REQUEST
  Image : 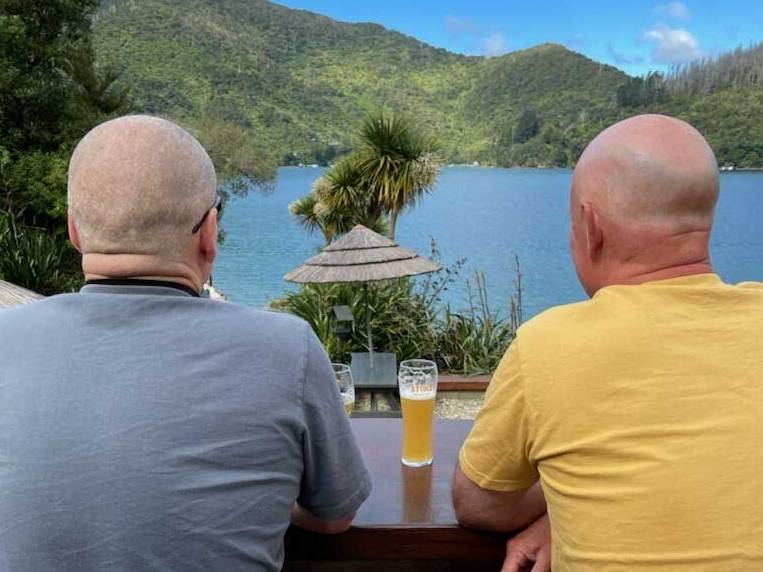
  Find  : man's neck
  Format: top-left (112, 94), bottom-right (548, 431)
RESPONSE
top-left (82, 253), bottom-right (203, 294)
top-left (604, 229), bottom-right (714, 289)
top-left (619, 260), bottom-right (714, 286)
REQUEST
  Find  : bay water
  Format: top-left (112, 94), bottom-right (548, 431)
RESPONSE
top-left (215, 167), bottom-right (763, 320)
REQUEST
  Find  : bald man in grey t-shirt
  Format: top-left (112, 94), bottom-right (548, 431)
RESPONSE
top-left (0, 116), bottom-right (371, 572)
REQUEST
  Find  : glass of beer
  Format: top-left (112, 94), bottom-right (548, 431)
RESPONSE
top-left (398, 359), bottom-right (438, 467)
top-left (332, 363), bottom-right (355, 416)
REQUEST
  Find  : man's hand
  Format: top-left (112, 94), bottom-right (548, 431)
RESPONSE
top-left (502, 513), bottom-right (551, 572)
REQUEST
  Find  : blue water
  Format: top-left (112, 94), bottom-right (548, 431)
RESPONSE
top-left (215, 167), bottom-right (763, 319)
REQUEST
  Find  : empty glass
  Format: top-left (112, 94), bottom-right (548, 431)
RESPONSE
top-left (332, 363), bottom-right (355, 416)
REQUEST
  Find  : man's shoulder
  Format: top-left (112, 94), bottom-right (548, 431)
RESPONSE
top-left (512, 297), bottom-right (610, 369)
top-left (1, 295), bottom-right (312, 348)
top-left (215, 302), bottom-right (307, 328)
top-left (206, 301), bottom-right (311, 342)
top-left (0, 293), bottom-right (77, 324)
top-left (518, 298), bottom-right (595, 341)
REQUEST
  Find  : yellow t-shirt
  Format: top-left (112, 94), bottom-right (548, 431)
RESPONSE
top-left (460, 274), bottom-right (763, 571)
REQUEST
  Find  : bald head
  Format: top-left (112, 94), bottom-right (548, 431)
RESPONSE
top-left (68, 115), bottom-right (216, 260)
top-left (572, 114), bottom-right (719, 229)
top-left (570, 115), bottom-right (719, 296)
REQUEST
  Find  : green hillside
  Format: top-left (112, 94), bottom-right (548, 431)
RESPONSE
top-left (94, 0), bottom-right (470, 163)
top-left (93, 0), bottom-right (763, 168)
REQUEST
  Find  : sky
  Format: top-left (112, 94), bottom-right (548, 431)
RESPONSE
top-left (273, 0), bottom-right (763, 76)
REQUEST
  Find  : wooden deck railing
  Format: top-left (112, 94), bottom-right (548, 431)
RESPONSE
top-left (0, 280), bottom-right (43, 308)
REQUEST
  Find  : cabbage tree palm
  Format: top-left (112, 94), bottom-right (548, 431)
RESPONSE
top-left (289, 190), bottom-right (331, 244)
top-left (355, 111), bottom-right (439, 240)
top-left (289, 158), bottom-right (387, 244)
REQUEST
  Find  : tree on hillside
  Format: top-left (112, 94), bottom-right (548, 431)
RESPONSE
top-left (512, 109), bottom-right (540, 144)
top-left (62, 42), bottom-right (130, 128)
top-left (616, 72), bottom-right (667, 107)
top-left (194, 117), bottom-right (278, 201)
top-left (665, 43), bottom-right (763, 95)
top-left (355, 111), bottom-right (439, 240)
top-left (0, 0), bottom-right (99, 153)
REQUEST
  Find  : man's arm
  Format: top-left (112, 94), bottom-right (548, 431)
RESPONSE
top-left (453, 338), bottom-right (542, 531)
top-left (452, 465), bottom-right (546, 532)
top-left (295, 325), bottom-right (372, 529)
top-left (290, 504), bottom-right (355, 535)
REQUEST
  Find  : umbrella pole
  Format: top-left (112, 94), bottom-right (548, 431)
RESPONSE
top-left (364, 282), bottom-right (374, 370)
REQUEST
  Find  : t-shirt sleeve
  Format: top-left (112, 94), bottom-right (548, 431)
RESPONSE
top-left (458, 338), bottom-right (538, 492)
top-left (297, 326), bottom-right (372, 520)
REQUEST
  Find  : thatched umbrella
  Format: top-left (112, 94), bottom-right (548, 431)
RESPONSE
top-left (285, 225), bottom-right (440, 372)
top-left (0, 280), bottom-right (43, 309)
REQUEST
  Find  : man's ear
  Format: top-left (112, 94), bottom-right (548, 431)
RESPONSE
top-left (67, 212), bottom-right (82, 253)
top-left (581, 202), bottom-right (603, 262)
top-left (199, 208), bottom-right (218, 264)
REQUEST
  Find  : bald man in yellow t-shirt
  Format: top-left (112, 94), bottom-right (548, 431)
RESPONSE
top-left (453, 114), bottom-right (763, 572)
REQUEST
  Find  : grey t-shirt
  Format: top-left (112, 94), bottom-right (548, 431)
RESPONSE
top-left (0, 282), bottom-right (371, 571)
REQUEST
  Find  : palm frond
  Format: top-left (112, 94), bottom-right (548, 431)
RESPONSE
top-left (320, 156), bottom-right (365, 211)
top-left (355, 110), bottom-right (441, 236)
top-left (289, 192), bottom-right (322, 234)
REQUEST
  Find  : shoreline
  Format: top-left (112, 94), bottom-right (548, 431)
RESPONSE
top-left (279, 164), bottom-right (763, 172)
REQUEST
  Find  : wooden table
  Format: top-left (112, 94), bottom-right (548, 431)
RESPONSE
top-left (284, 419), bottom-right (507, 571)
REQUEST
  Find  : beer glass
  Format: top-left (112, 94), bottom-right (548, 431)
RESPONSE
top-left (398, 359), bottom-right (438, 467)
top-left (332, 363), bottom-right (355, 416)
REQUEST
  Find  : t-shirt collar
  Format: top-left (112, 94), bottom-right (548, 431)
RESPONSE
top-left (593, 272), bottom-right (723, 300)
top-left (81, 278), bottom-right (200, 298)
top-left (640, 272), bottom-right (722, 287)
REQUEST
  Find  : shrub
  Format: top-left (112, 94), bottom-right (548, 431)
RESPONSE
top-left (270, 278), bottom-right (440, 364)
top-left (0, 211), bottom-right (81, 295)
top-left (436, 271), bottom-right (518, 375)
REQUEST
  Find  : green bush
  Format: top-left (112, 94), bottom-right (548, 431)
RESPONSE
top-left (270, 278), bottom-right (440, 364)
top-left (0, 211), bottom-right (81, 295)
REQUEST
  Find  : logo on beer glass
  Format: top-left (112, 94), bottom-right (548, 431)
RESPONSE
top-left (398, 359), bottom-right (438, 467)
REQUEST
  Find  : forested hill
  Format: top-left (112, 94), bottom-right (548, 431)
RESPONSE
top-left (94, 0), bottom-right (763, 168)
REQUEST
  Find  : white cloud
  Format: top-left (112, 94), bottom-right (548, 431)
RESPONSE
top-left (483, 32), bottom-right (508, 57)
top-left (656, 1), bottom-right (691, 21)
top-left (445, 15), bottom-right (479, 36)
top-left (644, 24), bottom-right (701, 63)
